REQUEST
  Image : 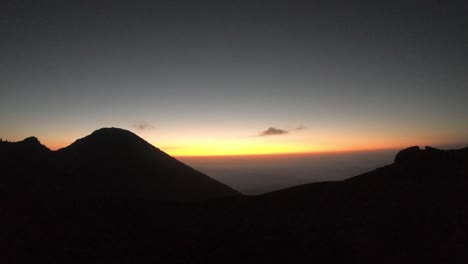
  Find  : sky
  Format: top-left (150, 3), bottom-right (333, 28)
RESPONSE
top-left (1, 0), bottom-right (467, 156)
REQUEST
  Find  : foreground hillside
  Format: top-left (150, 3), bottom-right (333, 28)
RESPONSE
top-left (1, 132), bottom-right (467, 262)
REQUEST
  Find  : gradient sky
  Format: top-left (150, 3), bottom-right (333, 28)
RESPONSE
top-left (1, 0), bottom-right (467, 156)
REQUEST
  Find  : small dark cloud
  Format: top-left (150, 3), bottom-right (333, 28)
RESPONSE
top-left (257, 125), bottom-right (306, 137)
top-left (259, 127), bottom-right (289, 136)
top-left (133, 122), bottom-right (154, 131)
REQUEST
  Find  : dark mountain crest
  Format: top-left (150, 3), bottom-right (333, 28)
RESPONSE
top-left (62, 127), bottom-right (166, 154)
top-left (80, 127), bottom-right (147, 143)
top-left (0, 135), bottom-right (50, 153)
top-left (66, 127), bottom-right (148, 144)
top-left (0, 127), bottom-right (239, 201)
top-left (1, 136), bottom-right (40, 146)
top-left (263, 145), bottom-right (468, 198)
top-left (390, 145), bottom-right (468, 182)
top-left (394, 145), bottom-right (444, 164)
top-left (394, 145), bottom-right (461, 167)
top-left (23, 136), bottom-right (40, 143)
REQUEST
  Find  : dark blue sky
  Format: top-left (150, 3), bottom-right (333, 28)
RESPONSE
top-left (1, 0), bottom-right (467, 155)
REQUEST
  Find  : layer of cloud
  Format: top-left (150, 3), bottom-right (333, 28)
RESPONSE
top-left (259, 127), bottom-right (289, 136)
top-left (133, 122), bottom-right (154, 131)
top-left (258, 125), bottom-right (307, 137)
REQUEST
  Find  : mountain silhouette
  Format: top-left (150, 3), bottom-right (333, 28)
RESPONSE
top-left (0, 127), bottom-right (239, 201)
top-left (1, 141), bottom-right (467, 263)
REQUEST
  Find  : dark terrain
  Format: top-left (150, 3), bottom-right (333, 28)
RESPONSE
top-left (0, 128), bottom-right (238, 201)
top-left (1, 128), bottom-right (467, 263)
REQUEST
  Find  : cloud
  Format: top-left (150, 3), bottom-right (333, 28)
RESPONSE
top-left (133, 122), bottom-right (154, 131)
top-left (259, 127), bottom-right (289, 136)
top-left (257, 125), bottom-right (306, 137)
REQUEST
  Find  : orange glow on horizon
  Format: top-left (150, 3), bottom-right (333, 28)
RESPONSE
top-left (157, 140), bottom-right (323, 157)
top-left (164, 145), bottom-right (404, 157)
top-left (156, 138), bottom-right (416, 157)
top-left (39, 137), bottom-right (463, 156)
top-left (9, 127), bottom-right (465, 157)
top-left (153, 132), bottom-right (451, 157)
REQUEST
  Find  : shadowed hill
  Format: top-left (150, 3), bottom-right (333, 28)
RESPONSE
top-left (261, 145), bottom-right (468, 200)
top-left (0, 127), bottom-right (239, 201)
top-left (0, 137), bottom-right (52, 197)
top-left (233, 146), bottom-right (468, 262)
top-left (1, 143), bottom-right (467, 263)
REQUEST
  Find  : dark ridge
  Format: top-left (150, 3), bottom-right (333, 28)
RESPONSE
top-left (394, 145), bottom-right (446, 166)
top-left (23, 136), bottom-right (40, 144)
top-left (65, 127), bottom-right (157, 150)
top-left (0, 136), bottom-right (52, 197)
top-left (1, 141), bottom-right (468, 263)
top-left (394, 145), bottom-right (421, 164)
top-left (392, 145), bottom-right (468, 182)
top-left (0, 136), bottom-right (50, 152)
top-left (0, 127), bottom-right (239, 201)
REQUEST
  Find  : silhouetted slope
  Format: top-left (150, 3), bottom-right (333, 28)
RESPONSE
top-left (0, 137), bottom-right (52, 197)
top-left (1, 145), bottom-right (467, 263)
top-left (0, 128), bottom-right (239, 201)
top-left (242, 146), bottom-right (468, 262)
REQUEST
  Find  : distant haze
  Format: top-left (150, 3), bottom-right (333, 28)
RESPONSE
top-left (179, 144), bottom-right (466, 194)
top-left (179, 149), bottom-right (398, 194)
